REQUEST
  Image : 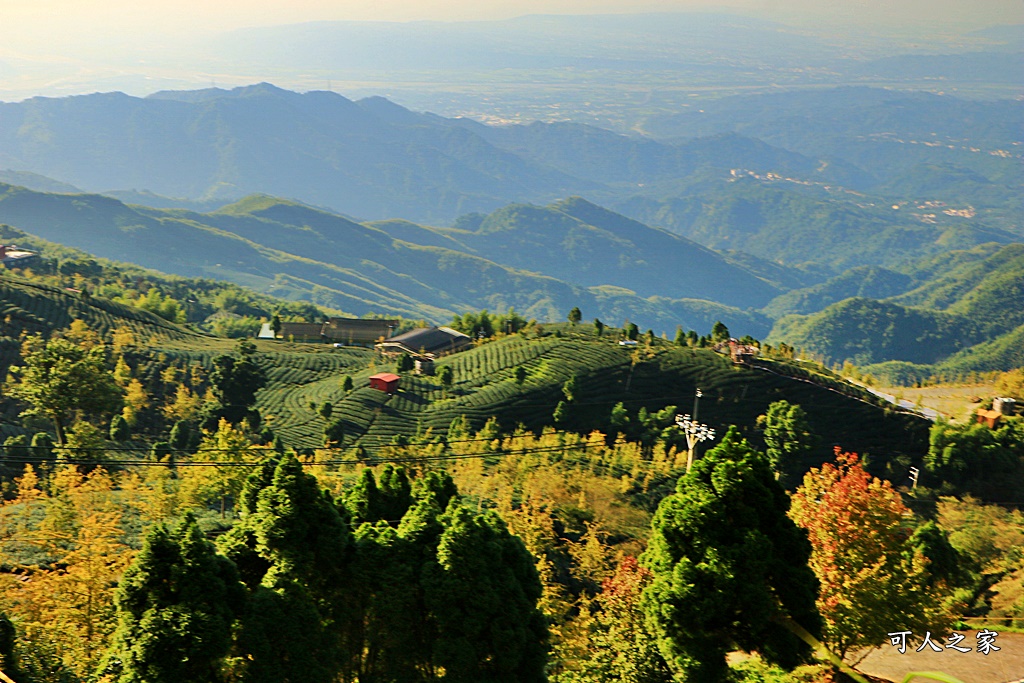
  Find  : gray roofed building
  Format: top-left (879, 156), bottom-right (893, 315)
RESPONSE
top-left (376, 326), bottom-right (472, 359)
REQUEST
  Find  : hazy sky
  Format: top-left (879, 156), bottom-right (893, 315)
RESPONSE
top-left (3, 0), bottom-right (1021, 50)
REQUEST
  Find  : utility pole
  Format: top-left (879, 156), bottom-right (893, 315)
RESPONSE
top-left (908, 467), bottom-right (920, 489)
top-left (678, 388), bottom-right (714, 472)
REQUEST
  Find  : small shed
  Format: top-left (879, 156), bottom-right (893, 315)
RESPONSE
top-left (369, 372), bottom-right (400, 394)
top-left (994, 397), bottom-right (1017, 416)
top-left (976, 408), bottom-right (1003, 429)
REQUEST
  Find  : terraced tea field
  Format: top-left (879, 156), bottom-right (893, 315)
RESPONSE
top-left (0, 269), bottom-right (931, 473)
top-left (257, 331), bottom-right (930, 474)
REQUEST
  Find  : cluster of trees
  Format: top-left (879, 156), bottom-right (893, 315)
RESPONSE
top-left (6, 253), bottom-right (324, 338)
top-left (448, 308), bottom-right (529, 339)
top-left (2, 311), bottom-right (1020, 682)
top-left (2, 330), bottom-right (271, 481)
top-left (0, 403), bottom-right (1013, 683)
top-left (924, 417), bottom-right (1024, 505)
top-left (105, 461), bottom-right (545, 683)
top-left (0, 451), bottom-right (548, 683)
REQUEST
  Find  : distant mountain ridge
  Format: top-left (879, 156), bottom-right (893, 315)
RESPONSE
top-left (0, 83), bottom-right (876, 226)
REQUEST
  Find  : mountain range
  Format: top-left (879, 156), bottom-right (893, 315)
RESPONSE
top-left (0, 83), bottom-right (1020, 380)
top-left (2, 83), bottom-right (1018, 243)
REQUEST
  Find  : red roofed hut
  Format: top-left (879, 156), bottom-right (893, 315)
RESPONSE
top-left (369, 372), bottom-right (400, 394)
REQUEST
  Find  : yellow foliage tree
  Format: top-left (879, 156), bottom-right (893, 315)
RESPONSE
top-left (61, 319), bottom-right (102, 349)
top-left (2, 467), bottom-right (133, 679)
top-left (112, 356), bottom-right (132, 387)
top-left (163, 384), bottom-right (202, 423)
top-left (179, 418), bottom-right (259, 517)
top-left (121, 378), bottom-right (150, 426)
top-left (109, 326), bottom-right (137, 354)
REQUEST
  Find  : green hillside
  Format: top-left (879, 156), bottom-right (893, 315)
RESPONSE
top-left (0, 266), bottom-right (927, 473)
top-left (762, 266), bottom-right (912, 318)
top-left (765, 243), bottom-right (1024, 378)
top-left (0, 183), bottom-right (778, 336)
top-left (276, 329), bottom-right (928, 468)
top-left (433, 197), bottom-right (781, 308)
top-left (614, 178), bottom-right (1017, 271)
top-left (767, 298), bottom-right (981, 366)
top-left (892, 242), bottom-right (1024, 329)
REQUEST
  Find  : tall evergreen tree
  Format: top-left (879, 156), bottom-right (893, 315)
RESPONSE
top-left (425, 507), bottom-right (548, 683)
top-left (220, 455), bottom-right (354, 683)
top-left (201, 340), bottom-right (267, 431)
top-left (351, 491), bottom-right (446, 682)
top-left (640, 427), bottom-right (821, 682)
top-left (345, 466), bottom-right (414, 526)
top-left (97, 515), bottom-right (245, 683)
top-left (758, 400), bottom-right (818, 487)
top-left (0, 611), bottom-right (24, 682)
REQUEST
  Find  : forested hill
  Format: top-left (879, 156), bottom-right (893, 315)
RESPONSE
top-left (766, 243), bottom-right (1024, 381)
top-left (0, 184), bottom-right (776, 336)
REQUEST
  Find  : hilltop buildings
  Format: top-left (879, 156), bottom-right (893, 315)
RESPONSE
top-left (0, 245), bottom-right (39, 268)
top-left (258, 317), bottom-right (399, 346)
top-left (375, 326), bottom-right (471, 359)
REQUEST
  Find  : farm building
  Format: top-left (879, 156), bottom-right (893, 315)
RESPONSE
top-left (376, 326), bottom-right (471, 359)
top-left (0, 245), bottom-right (39, 268)
top-left (976, 408), bottom-right (1003, 429)
top-left (369, 372), bottom-right (400, 393)
top-left (257, 317), bottom-right (398, 346)
top-left (274, 322), bottom-right (325, 343)
top-left (323, 318), bottom-right (398, 345)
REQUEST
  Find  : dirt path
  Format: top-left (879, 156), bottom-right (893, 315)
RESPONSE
top-left (857, 630), bottom-right (1024, 683)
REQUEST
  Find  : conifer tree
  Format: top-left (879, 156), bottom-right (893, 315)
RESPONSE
top-left (640, 426), bottom-right (821, 682)
top-left (97, 515), bottom-right (244, 683)
top-left (169, 420), bottom-right (191, 451)
top-left (0, 612), bottom-right (23, 682)
top-left (758, 400), bottom-right (818, 486)
top-left (351, 490), bottom-right (446, 681)
top-left (201, 340), bottom-right (267, 431)
top-left (425, 507), bottom-right (548, 683)
top-left (109, 415), bottom-right (130, 442)
top-left (29, 432), bottom-right (56, 464)
top-left (220, 455), bottom-right (355, 683)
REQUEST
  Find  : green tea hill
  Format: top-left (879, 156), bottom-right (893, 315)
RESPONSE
top-left (0, 265), bottom-right (928, 477)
